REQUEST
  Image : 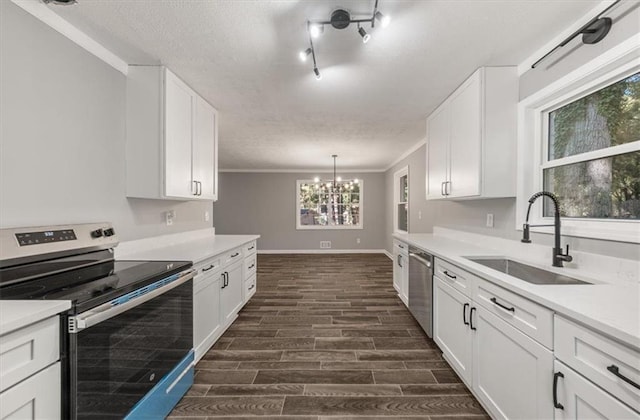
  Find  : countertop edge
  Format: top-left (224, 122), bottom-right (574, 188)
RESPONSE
top-left (0, 300), bottom-right (71, 336)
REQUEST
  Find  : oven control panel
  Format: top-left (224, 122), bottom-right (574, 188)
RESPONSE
top-left (15, 229), bottom-right (78, 246)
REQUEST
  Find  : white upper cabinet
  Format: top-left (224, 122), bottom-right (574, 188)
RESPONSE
top-left (126, 66), bottom-right (218, 201)
top-left (425, 67), bottom-right (517, 200)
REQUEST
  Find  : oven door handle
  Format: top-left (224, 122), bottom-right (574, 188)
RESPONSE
top-left (68, 269), bottom-right (194, 333)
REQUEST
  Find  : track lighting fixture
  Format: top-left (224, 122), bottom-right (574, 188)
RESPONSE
top-left (299, 48), bottom-right (312, 62)
top-left (358, 26), bottom-right (371, 44)
top-left (299, 0), bottom-right (390, 79)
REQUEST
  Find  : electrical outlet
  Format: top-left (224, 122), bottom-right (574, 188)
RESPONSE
top-left (166, 210), bottom-right (176, 226)
top-left (320, 241), bottom-right (331, 249)
top-left (486, 213), bottom-right (494, 228)
top-left (204, 211), bottom-right (210, 222)
top-left (356, 238), bottom-right (361, 244)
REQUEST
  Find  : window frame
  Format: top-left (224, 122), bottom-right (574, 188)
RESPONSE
top-left (295, 179), bottom-right (364, 230)
top-left (393, 166), bottom-right (409, 233)
top-left (517, 38), bottom-right (640, 244)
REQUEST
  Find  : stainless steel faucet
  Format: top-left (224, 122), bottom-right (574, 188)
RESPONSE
top-left (522, 191), bottom-right (573, 267)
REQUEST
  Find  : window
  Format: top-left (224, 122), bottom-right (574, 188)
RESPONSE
top-left (543, 72), bottom-right (639, 220)
top-left (296, 179), bottom-right (363, 229)
top-left (394, 167), bottom-right (409, 232)
top-left (517, 40), bottom-right (640, 243)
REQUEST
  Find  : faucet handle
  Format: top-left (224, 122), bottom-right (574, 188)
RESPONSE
top-left (562, 244), bottom-right (573, 262)
top-left (521, 223), bottom-right (532, 243)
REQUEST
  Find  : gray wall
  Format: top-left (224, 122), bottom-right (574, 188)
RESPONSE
top-left (211, 172), bottom-right (386, 251)
top-left (0, 2), bottom-right (211, 241)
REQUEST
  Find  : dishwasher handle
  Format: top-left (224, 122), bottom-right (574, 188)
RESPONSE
top-left (409, 253), bottom-right (432, 268)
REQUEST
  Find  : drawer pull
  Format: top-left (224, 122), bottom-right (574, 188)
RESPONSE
top-left (231, 252), bottom-right (240, 258)
top-left (248, 264), bottom-right (255, 269)
top-left (469, 306), bottom-right (477, 331)
top-left (398, 244), bottom-right (405, 249)
top-left (490, 297), bottom-right (515, 313)
top-left (607, 365), bottom-right (640, 390)
top-left (553, 371), bottom-right (564, 410)
top-left (248, 284), bottom-right (255, 290)
top-left (202, 264), bottom-right (215, 272)
top-left (248, 245), bottom-right (255, 250)
top-left (443, 270), bottom-right (456, 279)
top-left (463, 302), bottom-right (469, 326)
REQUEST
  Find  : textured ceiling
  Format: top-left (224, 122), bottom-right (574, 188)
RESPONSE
top-left (50, 0), bottom-right (602, 170)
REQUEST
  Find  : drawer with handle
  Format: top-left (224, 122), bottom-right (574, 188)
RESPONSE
top-left (554, 315), bottom-right (640, 412)
top-left (393, 240), bottom-right (408, 256)
top-left (245, 274), bottom-right (256, 300)
top-left (243, 241), bottom-right (257, 257)
top-left (223, 247), bottom-right (243, 265)
top-left (434, 258), bottom-right (472, 298)
top-left (244, 255), bottom-right (257, 277)
top-left (475, 276), bottom-right (553, 349)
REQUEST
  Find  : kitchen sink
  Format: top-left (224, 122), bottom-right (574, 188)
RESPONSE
top-left (466, 257), bottom-right (591, 285)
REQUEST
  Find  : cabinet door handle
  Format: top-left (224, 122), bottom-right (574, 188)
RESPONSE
top-left (441, 182), bottom-right (446, 196)
top-left (193, 180), bottom-right (198, 195)
top-left (248, 264), bottom-right (255, 269)
top-left (607, 365), bottom-right (640, 390)
top-left (443, 270), bottom-right (456, 279)
top-left (202, 264), bottom-right (215, 272)
top-left (397, 255), bottom-right (402, 268)
top-left (198, 181), bottom-right (203, 196)
top-left (221, 272), bottom-right (227, 288)
top-left (463, 302), bottom-right (469, 326)
top-left (490, 297), bottom-right (515, 313)
top-left (469, 306), bottom-right (477, 330)
top-left (231, 252), bottom-right (240, 258)
top-left (445, 181), bottom-right (451, 196)
top-left (553, 371), bottom-right (564, 410)
top-left (225, 272), bottom-right (229, 287)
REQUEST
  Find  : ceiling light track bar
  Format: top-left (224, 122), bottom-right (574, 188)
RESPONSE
top-left (299, 1), bottom-right (390, 79)
top-left (531, 0), bottom-right (620, 69)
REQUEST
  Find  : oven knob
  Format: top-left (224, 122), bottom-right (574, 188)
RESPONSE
top-left (91, 229), bottom-right (104, 238)
top-left (103, 228), bottom-right (115, 237)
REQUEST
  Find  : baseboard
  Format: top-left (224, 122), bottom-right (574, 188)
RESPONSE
top-left (258, 249), bottom-right (388, 255)
top-left (383, 250), bottom-right (393, 259)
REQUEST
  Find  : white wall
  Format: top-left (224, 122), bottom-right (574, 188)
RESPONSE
top-left (0, 2), bottom-right (211, 241)
top-left (211, 172), bottom-right (386, 251)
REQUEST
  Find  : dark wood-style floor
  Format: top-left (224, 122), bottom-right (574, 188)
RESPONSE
top-left (169, 254), bottom-right (488, 419)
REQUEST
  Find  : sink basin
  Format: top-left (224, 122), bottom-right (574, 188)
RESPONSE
top-left (466, 258), bottom-right (591, 285)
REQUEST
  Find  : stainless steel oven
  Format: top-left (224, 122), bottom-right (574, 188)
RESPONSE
top-left (0, 223), bottom-right (195, 419)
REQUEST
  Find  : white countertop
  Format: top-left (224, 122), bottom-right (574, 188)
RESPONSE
top-left (394, 231), bottom-right (640, 351)
top-left (0, 300), bottom-right (71, 336)
top-left (115, 233), bottom-right (260, 265)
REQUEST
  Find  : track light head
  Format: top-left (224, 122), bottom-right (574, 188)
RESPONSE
top-left (358, 26), bottom-right (371, 44)
top-left (309, 23), bottom-right (324, 38)
top-left (299, 48), bottom-right (312, 62)
top-left (314, 67), bottom-right (322, 80)
top-left (375, 11), bottom-right (391, 28)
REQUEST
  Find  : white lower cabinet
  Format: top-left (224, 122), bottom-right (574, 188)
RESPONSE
top-left (193, 240), bottom-right (257, 362)
top-left (392, 240), bottom-right (409, 305)
top-left (0, 362), bottom-right (60, 420)
top-left (473, 305), bottom-right (553, 419)
top-left (194, 266), bottom-right (223, 361)
top-left (221, 261), bottom-right (244, 325)
top-left (433, 257), bottom-right (554, 420)
top-left (553, 360), bottom-right (638, 419)
top-left (434, 277), bottom-right (473, 384)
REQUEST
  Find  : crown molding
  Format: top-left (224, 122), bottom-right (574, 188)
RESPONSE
top-left (384, 137), bottom-right (426, 172)
top-left (11, 0), bottom-right (128, 75)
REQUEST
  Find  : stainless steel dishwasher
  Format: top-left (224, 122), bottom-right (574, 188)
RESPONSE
top-left (408, 246), bottom-right (433, 337)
